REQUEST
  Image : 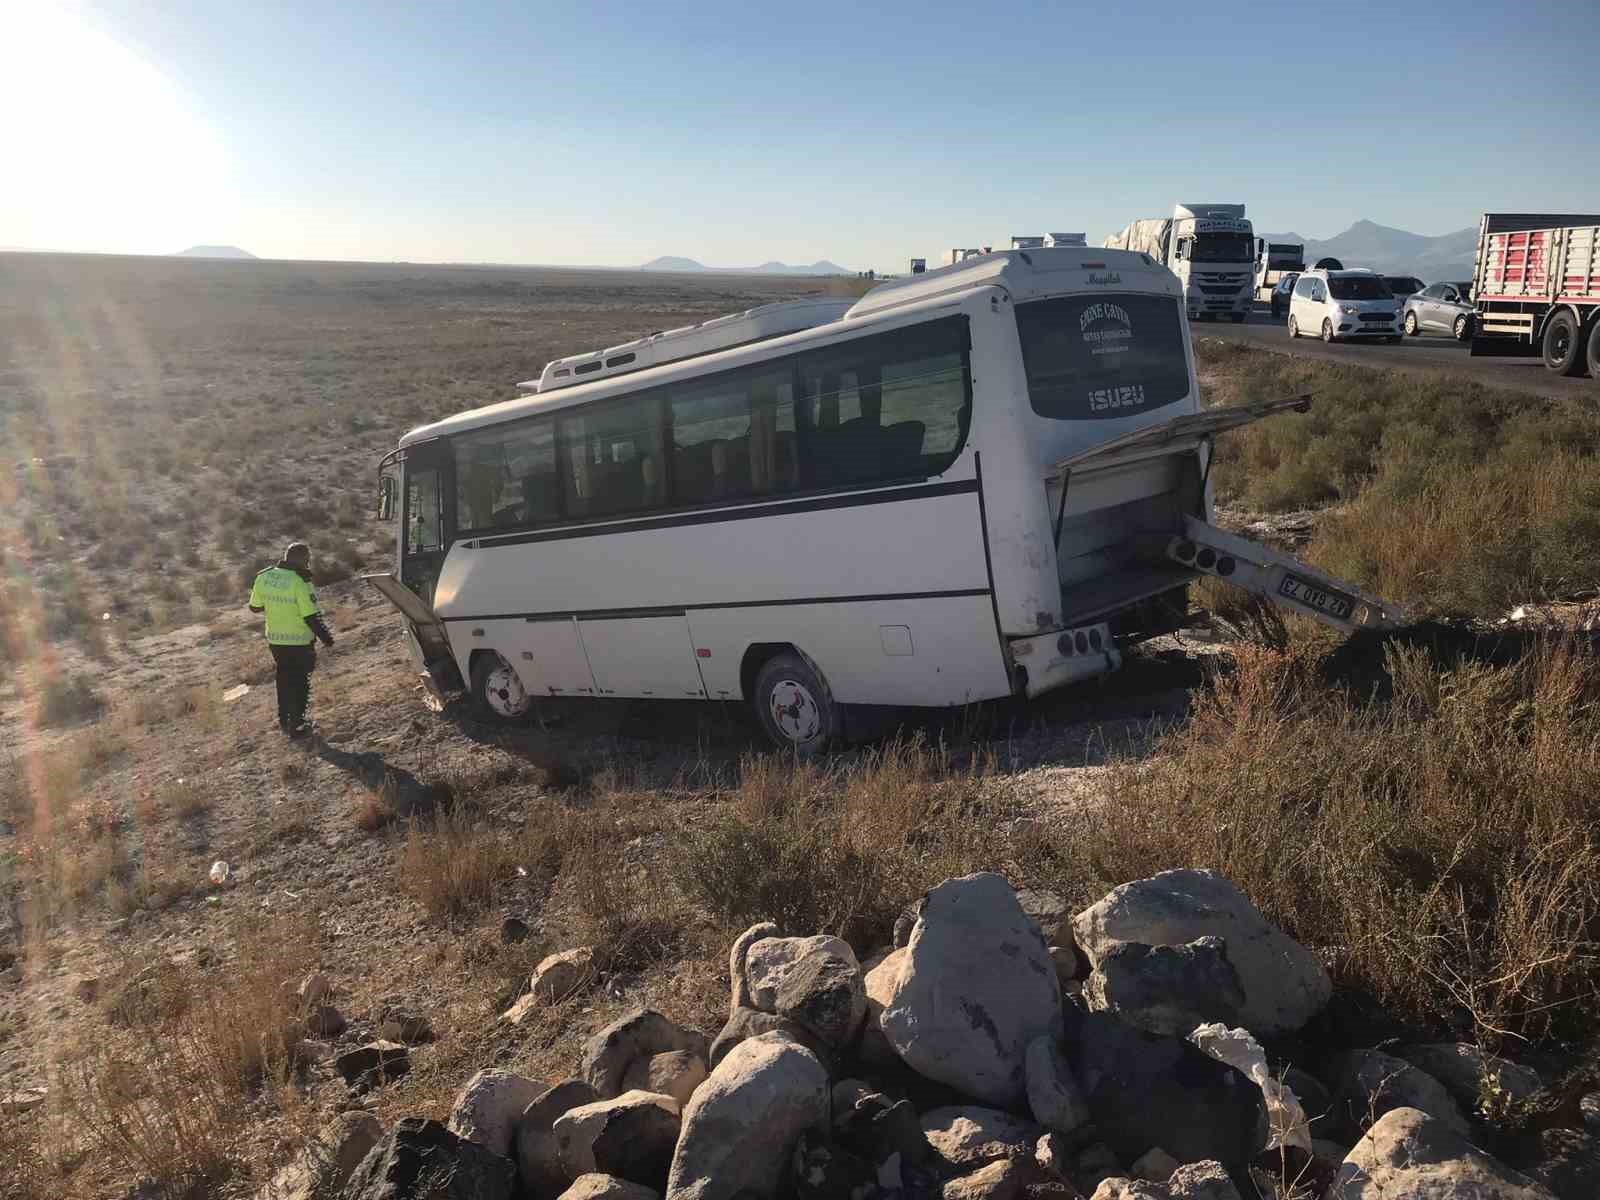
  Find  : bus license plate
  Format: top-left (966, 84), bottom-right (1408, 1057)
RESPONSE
top-left (1278, 573), bottom-right (1355, 620)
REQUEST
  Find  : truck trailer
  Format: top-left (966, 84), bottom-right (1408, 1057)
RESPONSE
top-left (1254, 239), bottom-right (1306, 302)
top-left (1104, 204), bottom-right (1255, 322)
top-left (1470, 212), bottom-right (1600, 379)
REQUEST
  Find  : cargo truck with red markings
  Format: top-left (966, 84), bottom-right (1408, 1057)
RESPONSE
top-left (1470, 212), bottom-right (1600, 379)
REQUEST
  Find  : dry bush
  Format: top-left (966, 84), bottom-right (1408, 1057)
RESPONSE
top-left (64, 913), bottom-right (318, 1198)
top-left (1311, 450), bottom-right (1600, 616)
top-left (532, 795), bottom-right (689, 974)
top-left (399, 802), bottom-right (508, 920)
top-left (0, 751), bottom-right (23, 832)
top-left (36, 674), bottom-right (103, 726)
top-left (1196, 341), bottom-right (1600, 617)
top-left (76, 722), bottom-right (128, 773)
top-left (153, 774), bottom-right (213, 819)
top-left (352, 783), bottom-right (397, 832)
top-left (1050, 638), bottom-right (1600, 1042)
top-left (250, 793), bottom-right (315, 852)
top-left (679, 736), bottom-right (998, 949)
top-left (5, 744), bottom-right (132, 917)
top-left (0, 1105), bottom-right (54, 1200)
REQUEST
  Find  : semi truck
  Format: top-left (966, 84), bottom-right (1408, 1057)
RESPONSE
top-left (1470, 213), bottom-right (1600, 378)
top-left (1253, 238), bottom-right (1306, 302)
top-left (1104, 203), bottom-right (1254, 321)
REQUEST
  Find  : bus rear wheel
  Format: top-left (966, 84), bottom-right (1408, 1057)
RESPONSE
top-left (471, 652), bottom-right (532, 723)
top-left (752, 651), bottom-right (839, 756)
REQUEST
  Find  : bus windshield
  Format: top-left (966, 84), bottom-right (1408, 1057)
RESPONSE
top-left (1190, 233), bottom-right (1253, 262)
top-left (1015, 294), bottom-right (1190, 421)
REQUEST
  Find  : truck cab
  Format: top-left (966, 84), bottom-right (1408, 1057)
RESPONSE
top-left (1170, 204), bottom-right (1255, 322)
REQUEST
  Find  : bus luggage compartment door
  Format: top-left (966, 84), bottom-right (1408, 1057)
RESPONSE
top-left (578, 614), bottom-right (709, 699)
top-left (510, 616), bottom-right (600, 696)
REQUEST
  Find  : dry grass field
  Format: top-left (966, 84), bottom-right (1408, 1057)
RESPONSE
top-left (0, 253), bottom-right (841, 650)
top-left (3, 255), bottom-right (1599, 1199)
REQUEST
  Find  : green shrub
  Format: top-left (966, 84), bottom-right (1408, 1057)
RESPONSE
top-left (1041, 638), bottom-right (1600, 1042)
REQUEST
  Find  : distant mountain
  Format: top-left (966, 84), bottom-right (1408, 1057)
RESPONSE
top-left (640, 255), bottom-right (850, 276)
top-left (175, 244), bottom-right (257, 259)
top-left (1259, 220), bottom-right (1477, 282)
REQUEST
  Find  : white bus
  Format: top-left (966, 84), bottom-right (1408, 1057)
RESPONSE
top-left (370, 248), bottom-right (1402, 752)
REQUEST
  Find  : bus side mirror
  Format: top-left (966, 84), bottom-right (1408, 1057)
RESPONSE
top-left (378, 476), bottom-right (396, 521)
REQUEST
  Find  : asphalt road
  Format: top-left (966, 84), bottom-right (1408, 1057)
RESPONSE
top-left (1200, 307), bottom-right (1597, 401)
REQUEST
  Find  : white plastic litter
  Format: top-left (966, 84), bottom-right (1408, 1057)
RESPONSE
top-left (1188, 1022), bottom-right (1312, 1152)
top-left (222, 684), bottom-right (250, 703)
top-left (208, 860), bottom-right (231, 886)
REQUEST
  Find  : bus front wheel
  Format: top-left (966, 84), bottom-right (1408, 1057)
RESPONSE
top-left (471, 652), bottom-right (532, 723)
top-left (752, 651), bottom-right (839, 756)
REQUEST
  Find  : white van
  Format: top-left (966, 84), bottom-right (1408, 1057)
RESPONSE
top-left (371, 249), bottom-right (1402, 752)
top-left (1287, 269), bottom-right (1402, 343)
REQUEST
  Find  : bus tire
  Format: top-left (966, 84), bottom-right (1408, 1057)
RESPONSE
top-left (752, 651), bottom-right (839, 756)
top-left (1587, 318), bottom-right (1600, 380)
top-left (471, 652), bottom-right (532, 723)
top-left (1543, 310), bottom-right (1583, 375)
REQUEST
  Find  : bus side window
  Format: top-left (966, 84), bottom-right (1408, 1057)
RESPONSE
top-left (670, 364), bottom-right (796, 505)
top-left (798, 317), bottom-right (969, 486)
top-left (560, 393), bottom-right (665, 519)
top-left (453, 419), bottom-right (559, 533)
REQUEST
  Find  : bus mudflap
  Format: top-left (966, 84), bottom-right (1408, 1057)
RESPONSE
top-left (1166, 516), bottom-right (1409, 635)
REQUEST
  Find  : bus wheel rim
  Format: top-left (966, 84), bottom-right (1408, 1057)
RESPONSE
top-left (770, 679), bottom-right (821, 743)
top-left (486, 661), bottom-right (529, 717)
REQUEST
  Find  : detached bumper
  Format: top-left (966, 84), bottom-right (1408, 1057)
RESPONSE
top-left (1009, 621), bottom-right (1121, 698)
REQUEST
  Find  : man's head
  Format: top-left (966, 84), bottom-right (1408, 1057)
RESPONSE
top-left (281, 541), bottom-right (311, 571)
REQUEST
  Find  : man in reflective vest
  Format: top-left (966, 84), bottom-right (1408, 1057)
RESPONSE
top-left (248, 541), bottom-right (335, 737)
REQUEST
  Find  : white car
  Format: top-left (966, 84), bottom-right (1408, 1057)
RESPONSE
top-left (1287, 269), bottom-right (1402, 343)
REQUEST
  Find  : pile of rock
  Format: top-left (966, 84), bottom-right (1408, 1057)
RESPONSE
top-left (286, 869), bottom-right (1594, 1200)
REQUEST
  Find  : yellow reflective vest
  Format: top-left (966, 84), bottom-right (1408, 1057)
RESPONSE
top-left (249, 566), bottom-right (321, 645)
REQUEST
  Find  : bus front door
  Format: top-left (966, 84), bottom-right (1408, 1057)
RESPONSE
top-left (401, 440), bottom-right (450, 609)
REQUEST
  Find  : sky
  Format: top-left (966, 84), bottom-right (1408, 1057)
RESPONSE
top-left (5, 0), bottom-right (1600, 273)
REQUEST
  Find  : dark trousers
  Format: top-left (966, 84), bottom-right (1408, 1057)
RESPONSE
top-left (268, 643), bottom-right (317, 728)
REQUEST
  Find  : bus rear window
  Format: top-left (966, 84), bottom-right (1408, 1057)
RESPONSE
top-left (1015, 294), bottom-right (1190, 420)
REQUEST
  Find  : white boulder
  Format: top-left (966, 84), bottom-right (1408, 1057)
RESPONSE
top-left (665, 1031), bottom-right (829, 1200)
top-left (881, 873), bottom-right (1063, 1106)
top-left (1073, 870), bottom-right (1330, 1037)
top-left (1329, 1107), bottom-right (1556, 1199)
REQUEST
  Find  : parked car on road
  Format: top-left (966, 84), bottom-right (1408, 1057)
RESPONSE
top-left (1270, 272), bottom-right (1299, 319)
top-left (1402, 282), bottom-right (1475, 340)
top-left (1288, 269), bottom-right (1401, 343)
top-left (1383, 275), bottom-right (1425, 302)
